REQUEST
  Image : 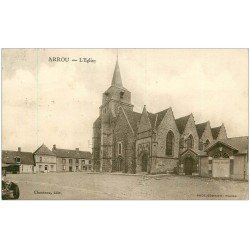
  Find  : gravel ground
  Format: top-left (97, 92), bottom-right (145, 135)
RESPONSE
top-left (3, 172), bottom-right (249, 200)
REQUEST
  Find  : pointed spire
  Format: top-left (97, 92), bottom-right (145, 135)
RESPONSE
top-left (111, 58), bottom-right (123, 87)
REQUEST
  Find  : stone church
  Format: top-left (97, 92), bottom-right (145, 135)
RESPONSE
top-left (92, 59), bottom-right (228, 175)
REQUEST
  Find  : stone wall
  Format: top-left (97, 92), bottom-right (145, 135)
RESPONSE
top-left (180, 114), bottom-right (199, 154)
top-left (217, 124), bottom-right (228, 139)
top-left (156, 108), bottom-right (180, 158)
top-left (113, 109), bottom-right (136, 173)
top-left (151, 157), bottom-right (179, 174)
top-left (200, 122), bottom-right (214, 145)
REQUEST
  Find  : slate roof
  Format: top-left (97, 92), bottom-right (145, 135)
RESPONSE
top-left (146, 108), bottom-right (170, 129)
top-left (155, 109), bottom-right (170, 129)
top-left (147, 112), bottom-right (157, 129)
top-left (52, 148), bottom-right (92, 159)
top-left (111, 60), bottom-right (123, 87)
top-left (205, 136), bottom-right (248, 154)
top-left (123, 108), bottom-right (171, 132)
top-left (175, 114), bottom-right (191, 134)
top-left (123, 109), bottom-right (141, 133)
top-left (2, 150), bottom-right (35, 165)
top-left (34, 144), bottom-right (56, 156)
top-left (196, 122), bottom-right (208, 138)
top-left (211, 126), bottom-right (221, 139)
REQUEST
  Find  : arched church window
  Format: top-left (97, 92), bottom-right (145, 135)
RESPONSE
top-left (186, 135), bottom-right (194, 149)
top-left (204, 139), bottom-right (210, 148)
top-left (120, 91), bottom-right (125, 99)
top-left (166, 131), bottom-right (174, 156)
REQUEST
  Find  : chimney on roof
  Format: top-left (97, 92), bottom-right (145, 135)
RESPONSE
top-left (18, 147), bottom-right (21, 152)
top-left (76, 148), bottom-right (79, 153)
top-left (53, 144), bottom-right (56, 150)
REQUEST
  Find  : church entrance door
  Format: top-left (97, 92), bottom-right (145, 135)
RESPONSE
top-left (184, 157), bottom-right (194, 175)
top-left (117, 157), bottom-right (123, 172)
top-left (141, 154), bottom-right (148, 172)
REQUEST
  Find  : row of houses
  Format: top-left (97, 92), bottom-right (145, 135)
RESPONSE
top-left (2, 144), bottom-right (92, 174)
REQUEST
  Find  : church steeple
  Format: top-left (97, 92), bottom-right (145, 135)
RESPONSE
top-left (111, 58), bottom-right (123, 87)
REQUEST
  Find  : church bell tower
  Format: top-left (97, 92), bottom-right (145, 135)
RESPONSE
top-left (98, 58), bottom-right (133, 172)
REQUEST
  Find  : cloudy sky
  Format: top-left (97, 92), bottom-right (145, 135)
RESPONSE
top-left (2, 49), bottom-right (248, 152)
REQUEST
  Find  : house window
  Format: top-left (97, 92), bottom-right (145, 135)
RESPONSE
top-left (40, 157), bottom-right (42, 162)
top-left (62, 158), bottom-right (66, 164)
top-left (186, 135), bottom-right (194, 149)
top-left (51, 165), bottom-right (53, 171)
top-left (15, 157), bottom-right (21, 163)
top-left (82, 160), bottom-right (85, 165)
top-left (63, 166), bottom-right (66, 170)
top-left (89, 160), bottom-right (91, 164)
top-left (76, 159), bottom-right (79, 164)
top-left (69, 159), bottom-right (73, 165)
top-left (39, 165), bottom-right (42, 171)
top-left (45, 165), bottom-right (48, 171)
top-left (166, 131), bottom-right (174, 156)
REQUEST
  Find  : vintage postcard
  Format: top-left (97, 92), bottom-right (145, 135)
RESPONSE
top-left (1, 48), bottom-right (248, 200)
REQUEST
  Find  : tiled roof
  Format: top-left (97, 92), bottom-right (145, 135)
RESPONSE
top-left (123, 109), bottom-right (141, 133)
top-left (196, 122), bottom-right (208, 138)
top-left (211, 126), bottom-right (221, 139)
top-left (34, 144), bottom-right (56, 156)
top-left (52, 148), bottom-right (92, 159)
top-left (205, 136), bottom-right (248, 154)
top-left (175, 114), bottom-right (191, 134)
top-left (2, 150), bottom-right (35, 165)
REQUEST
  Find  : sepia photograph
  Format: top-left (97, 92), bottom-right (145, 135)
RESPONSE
top-left (1, 48), bottom-right (248, 200)
top-left (1, 2), bottom-right (250, 250)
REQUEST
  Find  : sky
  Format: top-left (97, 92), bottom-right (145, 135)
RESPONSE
top-left (2, 49), bottom-right (248, 152)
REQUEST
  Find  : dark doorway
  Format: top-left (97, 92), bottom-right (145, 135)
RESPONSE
top-left (69, 166), bottom-right (72, 172)
top-left (184, 157), bottom-right (194, 175)
top-left (141, 154), bottom-right (148, 172)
